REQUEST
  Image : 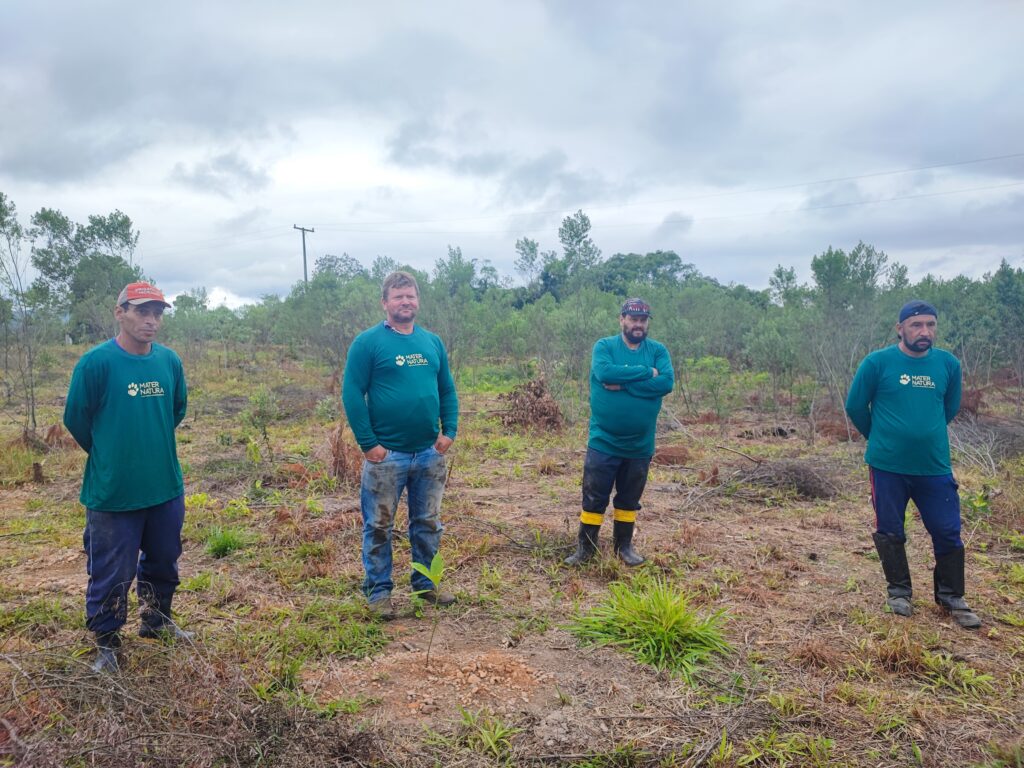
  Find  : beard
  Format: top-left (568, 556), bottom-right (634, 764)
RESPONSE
top-left (624, 327), bottom-right (648, 343)
top-left (906, 337), bottom-right (932, 352)
top-left (389, 308), bottom-right (417, 323)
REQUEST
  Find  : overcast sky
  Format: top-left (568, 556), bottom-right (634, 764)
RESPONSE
top-left (2, 1), bottom-right (1022, 307)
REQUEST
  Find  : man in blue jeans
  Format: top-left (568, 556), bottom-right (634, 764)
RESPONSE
top-left (64, 281), bottom-right (190, 672)
top-left (566, 298), bottom-right (674, 567)
top-left (846, 299), bottom-right (980, 629)
top-left (342, 271), bottom-right (459, 620)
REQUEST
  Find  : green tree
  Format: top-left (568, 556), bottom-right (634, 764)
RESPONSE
top-left (0, 193), bottom-right (41, 430)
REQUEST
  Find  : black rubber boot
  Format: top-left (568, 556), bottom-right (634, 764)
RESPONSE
top-left (613, 521), bottom-right (645, 567)
top-left (564, 522), bottom-right (601, 566)
top-left (139, 588), bottom-right (195, 641)
top-left (872, 532), bottom-right (913, 616)
top-left (933, 547), bottom-right (981, 629)
top-left (92, 631), bottom-right (121, 674)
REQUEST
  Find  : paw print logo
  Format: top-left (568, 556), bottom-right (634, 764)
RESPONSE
top-left (395, 355), bottom-right (406, 366)
top-left (127, 382), bottom-right (139, 397)
top-left (899, 374), bottom-right (910, 385)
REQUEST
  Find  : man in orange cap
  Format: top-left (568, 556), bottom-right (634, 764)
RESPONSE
top-left (64, 281), bottom-right (190, 672)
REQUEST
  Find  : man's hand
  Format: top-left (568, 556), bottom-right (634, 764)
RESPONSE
top-left (651, 367), bottom-right (659, 377)
top-left (434, 435), bottom-right (454, 454)
top-left (364, 445), bottom-right (387, 463)
top-left (602, 383), bottom-right (623, 391)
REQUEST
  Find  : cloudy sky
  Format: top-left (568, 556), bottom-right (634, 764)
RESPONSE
top-left (2, 2), bottom-right (1022, 307)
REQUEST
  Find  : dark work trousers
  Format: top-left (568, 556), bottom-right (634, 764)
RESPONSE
top-left (83, 494), bottom-right (185, 636)
top-left (869, 467), bottom-right (962, 557)
top-left (581, 447), bottom-right (652, 515)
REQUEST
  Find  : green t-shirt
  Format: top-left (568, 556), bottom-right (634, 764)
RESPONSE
top-left (588, 334), bottom-right (674, 459)
top-left (342, 323), bottom-right (459, 453)
top-left (63, 340), bottom-right (187, 511)
top-left (845, 344), bottom-right (961, 476)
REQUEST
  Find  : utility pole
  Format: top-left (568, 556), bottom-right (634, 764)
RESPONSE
top-left (293, 225), bottom-right (315, 285)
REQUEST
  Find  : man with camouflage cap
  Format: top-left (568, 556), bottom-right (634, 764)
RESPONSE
top-left (566, 298), bottom-right (674, 567)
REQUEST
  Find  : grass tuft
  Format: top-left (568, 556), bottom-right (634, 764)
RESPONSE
top-left (568, 573), bottom-right (730, 682)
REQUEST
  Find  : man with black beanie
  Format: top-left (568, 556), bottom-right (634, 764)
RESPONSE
top-left (845, 300), bottom-right (980, 629)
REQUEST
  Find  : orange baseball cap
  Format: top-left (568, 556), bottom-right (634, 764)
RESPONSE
top-left (117, 281), bottom-right (171, 307)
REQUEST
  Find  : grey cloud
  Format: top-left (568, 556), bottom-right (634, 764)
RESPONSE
top-left (220, 207), bottom-right (272, 232)
top-left (653, 211), bottom-right (694, 240)
top-left (170, 152), bottom-right (270, 198)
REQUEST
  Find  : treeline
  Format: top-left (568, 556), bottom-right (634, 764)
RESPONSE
top-left (3, 194), bottom-right (1024, 430)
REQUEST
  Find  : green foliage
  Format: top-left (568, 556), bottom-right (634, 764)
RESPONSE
top-left (737, 729), bottom-right (834, 767)
top-left (244, 384), bottom-right (279, 459)
top-left (457, 707), bottom-right (522, 762)
top-left (411, 552), bottom-right (448, 666)
top-left (0, 596), bottom-right (77, 634)
top-left (204, 526), bottom-right (254, 558)
top-left (568, 573), bottom-right (730, 682)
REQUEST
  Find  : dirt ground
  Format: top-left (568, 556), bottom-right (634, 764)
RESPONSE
top-left (2, 400), bottom-right (1023, 767)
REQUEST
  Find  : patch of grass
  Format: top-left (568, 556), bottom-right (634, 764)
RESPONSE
top-left (0, 596), bottom-right (80, 635)
top-left (204, 526), bottom-right (255, 557)
top-left (0, 444), bottom-right (42, 487)
top-left (737, 729), bottom-right (834, 767)
top-left (868, 629), bottom-right (995, 697)
top-left (572, 742), bottom-right (651, 767)
top-left (233, 598), bottom-right (388, 666)
top-left (568, 573), bottom-right (730, 683)
top-left (457, 707), bottom-right (522, 762)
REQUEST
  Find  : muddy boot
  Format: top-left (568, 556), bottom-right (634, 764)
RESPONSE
top-left (92, 632), bottom-right (121, 674)
top-left (933, 547), bottom-right (981, 629)
top-left (139, 589), bottom-right (194, 641)
top-left (872, 532), bottom-right (913, 617)
top-left (564, 523), bottom-right (600, 566)
top-left (613, 520), bottom-right (645, 567)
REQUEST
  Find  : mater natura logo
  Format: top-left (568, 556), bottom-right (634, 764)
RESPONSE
top-left (899, 374), bottom-right (911, 385)
top-left (127, 381), bottom-right (165, 398)
top-left (395, 355), bottom-right (406, 366)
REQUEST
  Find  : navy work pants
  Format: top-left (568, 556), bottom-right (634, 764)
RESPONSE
top-left (870, 467), bottom-right (962, 558)
top-left (83, 494), bottom-right (185, 636)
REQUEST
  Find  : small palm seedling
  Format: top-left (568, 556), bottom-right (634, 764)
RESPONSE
top-left (411, 552), bottom-right (447, 668)
top-left (568, 572), bottom-right (730, 683)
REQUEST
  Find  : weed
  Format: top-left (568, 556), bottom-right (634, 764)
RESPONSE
top-left (737, 729), bottom-right (834, 767)
top-left (707, 730), bottom-right (735, 767)
top-left (0, 444), bottom-right (41, 487)
top-left (962, 486), bottom-right (992, 517)
top-left (568, 572), bottom-right (730, 682)
top-left (0, 597), bottom-right (78, 635)
top-left (204, 526), bottom-right (254, 557)
top-left (1004, 531), bottom-right (1024, 553)
top-left (245, 384), bottom-right (280, 460)
top-left (764, 690), bottom-right (805, 718)
top-left (314, 396), bottom-right (340, 422)
top-left (574, 742), bottom-right (650, 767)
top-left (457, 707), bottom-right (522, 761)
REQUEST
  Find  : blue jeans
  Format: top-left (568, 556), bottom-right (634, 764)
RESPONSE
top-left (870, 467), bottom-right (962, 557)
top-left (83, 494), bottom-right (185, 635)
top-left (360, 447), bottom-right (447, 601)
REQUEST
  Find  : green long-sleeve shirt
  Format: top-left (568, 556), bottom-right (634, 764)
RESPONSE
top-left (63, 340), bottom-right (187, 511)
top-left (844, 344), bottom-right (961, 476)
top-left (342, 322), bottom-right (459, 453)
top-left (588, 334), bottom-right (674, 458)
